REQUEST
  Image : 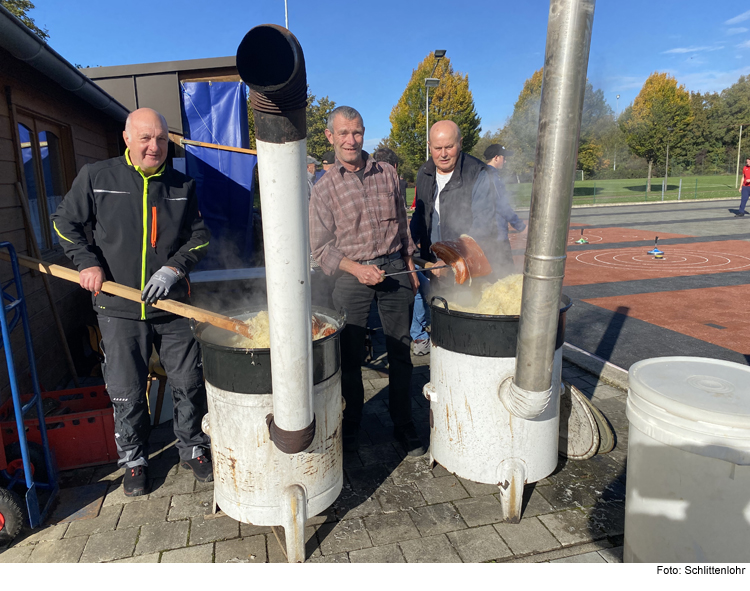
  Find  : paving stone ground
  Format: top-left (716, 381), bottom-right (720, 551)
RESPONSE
top-left (0, 346), bottom-right (627, 563)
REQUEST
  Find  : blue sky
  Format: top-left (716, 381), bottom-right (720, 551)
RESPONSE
top-left (30, 1), bottom-right (750, 150)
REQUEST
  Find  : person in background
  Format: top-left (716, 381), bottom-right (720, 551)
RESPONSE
top-left (373, 147), bottom-right (430, 356)
top-left (51, 108), bottom-right (212, 497)
top-left (736, 157), bottom-right (750, 217)
top-left (307, 154), bottom-right (320, 198)
top-left (319, 151), bottom-right (335, 180)
top-left (484, 144), bottom-right (526, 271)
top-left (309, 106), bottom-right (425, 456)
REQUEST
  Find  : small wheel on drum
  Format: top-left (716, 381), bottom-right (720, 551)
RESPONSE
top-left (0, 487), bottom-right (24, 544)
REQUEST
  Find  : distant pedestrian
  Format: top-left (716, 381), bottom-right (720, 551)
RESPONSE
top-left (737, 157), bottom-right (750, 217)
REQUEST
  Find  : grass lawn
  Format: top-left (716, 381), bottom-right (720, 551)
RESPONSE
top-left (507, 174), bottom-right (738, 207)
top-left (403, 174), bottom-right (739, 208)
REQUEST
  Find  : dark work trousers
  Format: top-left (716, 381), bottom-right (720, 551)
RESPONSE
top-left (740, 186), bottom-right (750, 214)
top-left (332, 257), bottom-right (415, 430)
top-left (98, 314), bottom-right (210, 468)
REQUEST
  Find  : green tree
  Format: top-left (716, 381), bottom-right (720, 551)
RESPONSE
top-left (716, 76), bottom-right (750, 146)
top-left (577, 87), bottom-right (615, 176)
top-left (499, 68), bottom-right (614, 180)
top-left (500, 69), bottom-right (544, 182)
top-left (389, 54), bottom-right (481, 172)
top-left (470, 129), bottom-right (505, 161)
top-left (712, 76), bottom-right (750, 175)
top-left (306, 94), bottom-right (336, 160)
top-left (245, 91), bottom-right (335, 157)
top-left (246, 102), bottom-right (256, 150)
top-left (1, 0), bottom-right (48, 39)
top-left (677, 91), bottom-right (724, 175)
top-left (598, 120), bottom-right (627, 175)
top-left (619, 72), bottom-right (693, 191)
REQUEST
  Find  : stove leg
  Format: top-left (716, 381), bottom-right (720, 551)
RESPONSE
top-left (281, 484), bottom-right (308, 563)
top-left (497, 458), bottom-right (526, 523)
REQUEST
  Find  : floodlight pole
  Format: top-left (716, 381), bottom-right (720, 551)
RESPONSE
top-left (425, 80), bottom-right (440, 160)
top-left (735, 125), bottom-right (743, 189)
top-left (285, 0), bottom-right (289, 29)
top-left (664, 126), bottom-right (673, 194)
top-left (425, 50), bottom-right (446, 161)
top-left (614, 94), bottom-right (619, 171)
top-left (426, 85), bottom-right (430, 161)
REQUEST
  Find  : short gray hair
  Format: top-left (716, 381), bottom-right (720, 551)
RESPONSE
top-left (326, 106), bottom-right (363, 132)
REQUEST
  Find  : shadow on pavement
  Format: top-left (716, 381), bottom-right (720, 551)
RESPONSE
top-left (594, 305), bottom-right (629, 362)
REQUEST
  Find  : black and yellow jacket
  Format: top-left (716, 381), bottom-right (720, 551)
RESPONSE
top-left (51, 150), bottom-right (210, 320)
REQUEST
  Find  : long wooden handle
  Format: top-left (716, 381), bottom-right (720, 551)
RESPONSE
top-left (180, 138), bottom-right (258, 156)
top-left (0, 251), bottom-right (252, 339)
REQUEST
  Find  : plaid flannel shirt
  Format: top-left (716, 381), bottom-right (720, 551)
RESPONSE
top-left (309, 153), bottom-right (415, 276)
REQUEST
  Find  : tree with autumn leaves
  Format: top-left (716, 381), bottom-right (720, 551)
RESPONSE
top-left (388, 54), bottom-right (481, 174)
top-left (619, 72), bottom-right (692, 191)
top-left (483, 68), bottom-right (614, 181)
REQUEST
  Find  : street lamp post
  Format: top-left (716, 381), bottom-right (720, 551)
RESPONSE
top-left (664, 126), bottom-right (674, 195)
top-left (614, 94), bottom-right (620, 171)
top-left (425, 49), bottom-right (446, 161)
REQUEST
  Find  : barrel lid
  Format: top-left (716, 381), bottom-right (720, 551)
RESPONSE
top-left (629, 357), bottom-right (750, 429)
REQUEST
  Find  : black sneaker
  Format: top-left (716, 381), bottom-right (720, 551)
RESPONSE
top-left (181, 455), bottom-right (214, 482)
top-left (394, 423), bottom-right (427, 457)
top-left (735, 212), bottom-right (746, 217)
top-left (123, 465), bottom-right (148, 497)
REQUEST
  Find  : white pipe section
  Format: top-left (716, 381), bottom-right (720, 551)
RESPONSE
top-left (256, 138), bottom-right (314, 433)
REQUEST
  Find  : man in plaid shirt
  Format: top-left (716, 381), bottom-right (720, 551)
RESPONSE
top-left (309, 106), bottom-right (425, 456)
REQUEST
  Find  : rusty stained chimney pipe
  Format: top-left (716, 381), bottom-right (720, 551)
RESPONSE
top-left (236, 25), bottom-right (315, 454)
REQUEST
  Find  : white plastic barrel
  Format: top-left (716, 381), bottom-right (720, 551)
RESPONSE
top-left (624, 357), bottom-right (750, 563)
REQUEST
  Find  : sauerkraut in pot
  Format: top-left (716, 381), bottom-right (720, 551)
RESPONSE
top-left (448, 274), bottom-right (523, 316)
top-left (225, 311), bottom-right (336, 348)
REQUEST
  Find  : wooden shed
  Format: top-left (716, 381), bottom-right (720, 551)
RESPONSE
top-left (0, 5), bottom-right (129, 403)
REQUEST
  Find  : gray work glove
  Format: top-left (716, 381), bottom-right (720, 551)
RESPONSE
top-left (141, 266), bottom-right (182, 304)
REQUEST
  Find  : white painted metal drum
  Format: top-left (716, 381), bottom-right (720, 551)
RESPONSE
top-left (203, 371), bottom-right (343, 525)
top-left (424, 296), bottom-right (569, 521)
top-left (624, 357), bottom-right (750, 563)
top-left (426, 346), bottom-right (563, 486)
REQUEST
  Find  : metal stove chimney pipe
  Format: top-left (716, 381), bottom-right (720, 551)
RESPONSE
top-left (236, 25), bottom-right (315, 453)
top-left (508, 0), bottom-right (596, 415)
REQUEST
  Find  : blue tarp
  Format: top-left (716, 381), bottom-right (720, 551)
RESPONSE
top-left (181, 82), bottom-right (257, 269)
